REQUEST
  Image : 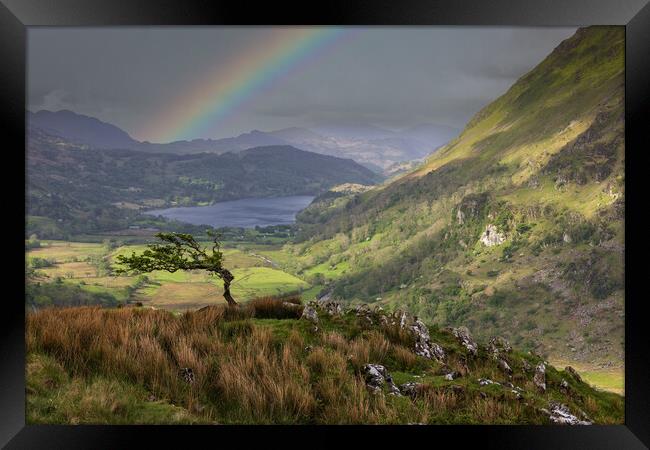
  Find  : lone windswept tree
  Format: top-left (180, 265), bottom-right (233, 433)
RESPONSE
top-left (115, 231), bottom-right (237, 306)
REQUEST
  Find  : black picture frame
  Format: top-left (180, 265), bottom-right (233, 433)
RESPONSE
top-left (2, 0), bottom-right (649, 448)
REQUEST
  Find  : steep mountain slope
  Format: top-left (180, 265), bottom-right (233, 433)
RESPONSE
top-left (26, 130), bottom-right (382, 236)
top-left (283, 27), bottom-right (625, 368)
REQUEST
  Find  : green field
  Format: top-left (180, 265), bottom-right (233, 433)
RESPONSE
top-left (230, 267), bottom-right (308, 298)
top-left (28, 240), bottom-right (106, 261)
top-left (581, 370), bottom-right (624, 396)
top-left (27, 239), bottom-right (314, 312)
top-left (549, 358), bottom-right (624, 395)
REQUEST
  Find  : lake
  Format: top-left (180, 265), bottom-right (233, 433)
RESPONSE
top-left (144, 195), bottom-right (315, 228)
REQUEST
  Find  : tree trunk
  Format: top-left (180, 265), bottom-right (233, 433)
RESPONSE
top-left (219, 269), bottom-right (238, 306)
top-left (223, 279), bottom-right (237, 306)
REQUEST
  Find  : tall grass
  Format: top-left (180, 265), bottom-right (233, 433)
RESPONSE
top-left (26, 300), bottom-right (623, 424)
top-left (27, 304), bottom-right (416, 424)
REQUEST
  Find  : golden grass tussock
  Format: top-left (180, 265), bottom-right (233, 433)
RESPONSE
top-left (346, 339), bottom-right (371, 372)
top-left (286, 329), bottom-right (305, 351)
top-left (27, 305), bottom-right (400, 424)
top-left (391, 344), bottom-right (419, 369)
top-left (320, 330), bottom-right (347, 352)
top-left (344, 332), bottom-right (391, 371)
top-left (583, 395), bottom-right (599, 416)
top-left (420, 386), bottom-right (459, 413)
top-left (306, 346), bottom-right (347, 378)
top-left (380, 321), bottom-right (415, 348)
top-left (365, 330), bottom-right (391, 363)
top-left (467, 396), bottom-right (523, 423)
top-left (214, 326), bottom-right (315, 423)
top-left (246, 295), bottom-right (303, 319)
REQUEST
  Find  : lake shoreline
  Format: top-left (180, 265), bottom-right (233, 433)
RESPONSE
top-left (143, 195), bottom-right (315, 229)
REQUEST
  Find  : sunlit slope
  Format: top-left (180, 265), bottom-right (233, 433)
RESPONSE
top-left (413, 26), bottom-right (623, 185)
top-left (287, 26), bottom-right (625, 368)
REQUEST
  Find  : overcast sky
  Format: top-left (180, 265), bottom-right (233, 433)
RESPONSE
top-left (28, 26), bottom-right (576, 142)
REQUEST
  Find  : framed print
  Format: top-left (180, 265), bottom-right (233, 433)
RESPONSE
top-left (2, 0), bottom-right (649, 447)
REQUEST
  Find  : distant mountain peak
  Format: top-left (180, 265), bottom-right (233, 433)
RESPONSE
top-left (29, 109), bottom-right (138, 150)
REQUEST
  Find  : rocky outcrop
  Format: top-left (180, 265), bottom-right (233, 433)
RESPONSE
top-left (565, 366), bottom-right (583, 383)
top-left (353, 304), bottom-right (374, 325)
top-left (511, 386), bottom-right (524, 400)
top-left (410, 317), bottom-right (446, 362)
top-left (559, 379), bottom-right (571, 395)
top-left (399, 382), bottom-right (422, 398)
top-left (302, 299), bottom-right (343, 321)
top-left (445, 371), bottom-right (460, 381)
top-left (542, 402), bottom-right (592, 425)
top-left (451, 327), bottom-right (478, 356)
top-left (497, 358), bottom-right (513, 375)
top-left (534, 362), bottom-right (547, 392)
top-left (488, 336), bottom-right (512, 356)
top-left (479, 224), bottom-right (506, 246)
top-left (179, 367), bottom-right (195, 384)
top-left (362, 364), bottom-right (386, 391)
top-left (301, 303), bottom-right (319, 323)
top-left (320, 300), bottom-right (343, 316)
top-left (362, 364), bottom-right (400, 395)
top-left (456, 209), bottom-right (466, 225)
top-left (456, 193), bottom-right (489, 225)
top-left (377, 309), bottom-right (447, 362)
top-left (488, 336), bottom-right (513, 374)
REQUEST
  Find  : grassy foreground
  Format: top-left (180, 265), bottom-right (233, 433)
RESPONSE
top-left (26, 298), bottom-right (623, 425)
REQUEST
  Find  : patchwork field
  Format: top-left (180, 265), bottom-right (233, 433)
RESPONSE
top-left (28, 241), bottom-right (106, 261)
top-left (27, 240), bottom-right (314, 312)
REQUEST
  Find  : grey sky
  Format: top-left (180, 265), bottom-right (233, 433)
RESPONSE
top-left (28, 26), bottom-right (576, 142)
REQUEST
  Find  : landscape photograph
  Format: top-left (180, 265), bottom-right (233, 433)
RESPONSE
top-left (25, 25), bottom-right (625, 425)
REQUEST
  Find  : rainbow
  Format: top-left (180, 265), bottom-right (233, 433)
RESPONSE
top-left (141, 27), bottom-right (350, 143)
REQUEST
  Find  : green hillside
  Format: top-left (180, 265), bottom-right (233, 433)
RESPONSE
top-left (26, 299), bottom-right (623, 424)
top-left (282, 26), bottom-right (625, 370)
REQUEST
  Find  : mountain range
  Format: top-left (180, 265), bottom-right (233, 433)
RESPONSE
top-left (28, 110), bottom-right (459, 172)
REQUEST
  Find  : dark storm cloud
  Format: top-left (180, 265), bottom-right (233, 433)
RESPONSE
top-left (28, 26), bottom-right (576, 141)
